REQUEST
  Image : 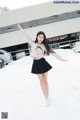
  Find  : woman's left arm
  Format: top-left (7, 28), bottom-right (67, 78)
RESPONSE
top-left (50, 52), bottom-right (68, 61)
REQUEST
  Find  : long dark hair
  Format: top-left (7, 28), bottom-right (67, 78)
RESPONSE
top-left (35, 31), bottom-right (55, 55)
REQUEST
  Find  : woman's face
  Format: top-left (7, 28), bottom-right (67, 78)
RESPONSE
top-left (37, 34), bottom-right (44, 44)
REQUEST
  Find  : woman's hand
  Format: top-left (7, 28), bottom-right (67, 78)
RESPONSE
top-left (51, 52), bottom-right (68, 61)
top-left (60, 59), bottom-right (68, 61)
top-left (17, 21), bottom-right (22, 30)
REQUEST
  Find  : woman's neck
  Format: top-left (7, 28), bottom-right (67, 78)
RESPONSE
top-left (37, 42), bottom-right (42, 45)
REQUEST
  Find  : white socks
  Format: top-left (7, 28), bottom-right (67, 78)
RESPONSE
top-left (45, 96), bottom-right (51, 107)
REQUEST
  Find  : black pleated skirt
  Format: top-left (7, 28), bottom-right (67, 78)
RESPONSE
top-left (31, 58), bottom-right (52, 74)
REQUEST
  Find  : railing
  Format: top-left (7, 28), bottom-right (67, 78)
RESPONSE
top-left (49, 39), bottom-right (79, 49)
top-left (10, 48), bottom-right (30, 54)
top-left (10, 48), bottom-right (30, 60)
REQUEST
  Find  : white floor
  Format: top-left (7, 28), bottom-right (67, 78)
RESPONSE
top-left (0, 49), bottom-right (80, 120)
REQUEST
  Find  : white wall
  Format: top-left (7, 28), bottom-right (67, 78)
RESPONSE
top-left (0, 1), bottom-right (80, 48)
top-left (0, 17), bottom-right (80, 48)
top-left (0, 1), bottom-right (80, 26)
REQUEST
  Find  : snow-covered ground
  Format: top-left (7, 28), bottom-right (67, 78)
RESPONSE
top-left (0, 49), bottom-right (80, 120)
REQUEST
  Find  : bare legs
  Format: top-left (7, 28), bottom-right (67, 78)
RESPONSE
top-left (37, 72), bottom-right (49, 99)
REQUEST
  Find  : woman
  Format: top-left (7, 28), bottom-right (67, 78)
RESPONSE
top-left (17, 22), bottom-right (67, 106)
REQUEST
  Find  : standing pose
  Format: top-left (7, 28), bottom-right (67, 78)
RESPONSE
top-left (17, 22), bottom-right (67, 106)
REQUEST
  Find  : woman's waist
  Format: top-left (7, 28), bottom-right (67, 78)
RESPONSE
top-left (32, 56), bottom-right (44, 60)
top-left (30, 52), bottom-right (44, 58)
top-left (30, 53), bottom-right (44, 60)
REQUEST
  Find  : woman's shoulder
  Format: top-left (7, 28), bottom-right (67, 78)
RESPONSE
top-left (31, 41), bottom-right (35, 45)
top-left (30, 41), bottom-right (37, 48)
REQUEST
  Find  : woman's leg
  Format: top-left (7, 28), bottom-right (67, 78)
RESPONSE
top-left (37, 72), bottom-right (49, 99)
top-left (43, 72), bottom-right (49, 97)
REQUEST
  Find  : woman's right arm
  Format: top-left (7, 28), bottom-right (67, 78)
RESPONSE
top-left (50, 52), bottom-right (68, 61)
top-left (17, 22), bottom-right (33, 45)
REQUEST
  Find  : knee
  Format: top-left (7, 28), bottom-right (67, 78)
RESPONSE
top-left (41, 79), bottom-right (47, 85)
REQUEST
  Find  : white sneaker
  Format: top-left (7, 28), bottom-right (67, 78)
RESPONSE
top-left (45, 97), bottom-right (51, 107)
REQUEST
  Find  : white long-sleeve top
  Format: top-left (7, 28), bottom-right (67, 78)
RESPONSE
top-left (30, 42), bottom-right (47, 59)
